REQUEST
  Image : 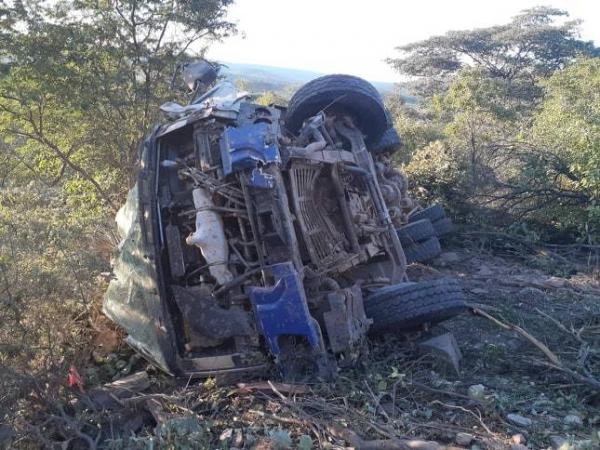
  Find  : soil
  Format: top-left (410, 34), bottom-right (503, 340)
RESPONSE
top-left (11, 235), bottom-right (600, 449)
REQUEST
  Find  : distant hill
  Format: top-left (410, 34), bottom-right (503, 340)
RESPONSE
top-left (220, 62), bottom-right (397, 95)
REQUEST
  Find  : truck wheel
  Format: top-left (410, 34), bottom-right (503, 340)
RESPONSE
top-left (404, 237), bottom-right (442, 264)
top-left (284, 74), bottom-right (387, 145)
top-left (371, 108), bottom-right (402, 154)
top-left (396, 219), bottom-right (435, 246)
top-left (364, 278), bottom-right (468, 334)
top-left (432, 217), bottom-right (454, 237)
top-left (370, 126), bottom-right (402, 154)
top-left (408, 204), bottom-right (445, 223)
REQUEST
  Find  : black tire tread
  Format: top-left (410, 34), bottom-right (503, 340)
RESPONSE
top-left (404, 237), bottom-right (442, 264)
top-left (371, 126), bottom-right (402, 154)
top-left (285, 74), bottom-right (387, 144)
top-left (367, 277), bottom-right (462, 303)
top-left (365, 278), bottom-right (467, 333)
top-left (433, 217), bottom-right (454, 237)
top-left (397, 219), bottom-right (435, 246)
top-left (409, 204), bottom-right (446, 223)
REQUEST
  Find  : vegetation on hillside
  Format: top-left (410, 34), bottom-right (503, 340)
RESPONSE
top-left (0, 0), bottom-right (235, 439)
top-left (386, 7), bottom-right (600, 244)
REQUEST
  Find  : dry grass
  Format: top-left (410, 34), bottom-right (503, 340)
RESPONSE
top-left (3, 235), bottom-right (600, 449)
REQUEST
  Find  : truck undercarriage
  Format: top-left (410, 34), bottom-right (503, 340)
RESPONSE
top-left (104, 63), bottom-right (467, 377)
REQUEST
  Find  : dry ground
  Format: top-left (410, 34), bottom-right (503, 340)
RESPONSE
top-left (6, 234), bottom-right (600, 450)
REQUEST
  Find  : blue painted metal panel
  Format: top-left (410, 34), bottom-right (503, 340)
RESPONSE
top-left (220, 123), bottom-right (280, 175)
top-left (248, 262), bottom-right (322, 355)
top-left (249, 167), bottom-right (275, 188)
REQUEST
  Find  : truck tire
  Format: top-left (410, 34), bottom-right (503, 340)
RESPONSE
top-left (396, 219), bottom-right (435, 246)
top-left (364, 278), bottom-right (468, 333)
top-left (404, 237), bottom-right (442, 264)
top-left (370, 126), bottom-right (402, 154)
top-left (409, 204), bottom-right (446, 223)
top-left (432, 217), bottom-right (454, 237)
top-left (284, 74), bottom-right (388, 145)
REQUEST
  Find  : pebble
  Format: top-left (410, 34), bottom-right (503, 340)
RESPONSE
top-left (455, 432), bottom-right (474, 446)
top-left (510, 445), bottom-right (528, 450)
top-left (115, 359), bottom-right (127, 369)
top-left (219, 428), bottom-right (233, 441)
top-left (467, 384), bottom-right (486, 402)
top-left (563, 414), bottom-right (583, 427)
top-left (511, 433), bottom-right (526, 445)
top-left (506, 413), bottom-right (533, 428)
top-left (549, 436), bottom-right (567, 449)
top-left (233, 429), bottom-right (243, 447)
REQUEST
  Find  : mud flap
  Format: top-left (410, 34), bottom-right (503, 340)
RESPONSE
top-left (248, 263), bottom-right (323, 354)
top-left (247, 262), bottom-right (333, 377)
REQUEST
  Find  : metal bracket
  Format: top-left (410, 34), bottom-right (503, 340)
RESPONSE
top-left (247, 262), bottom-right (324, 356)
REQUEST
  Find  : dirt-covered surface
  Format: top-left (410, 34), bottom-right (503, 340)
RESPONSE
top-left (6, 236), bottom-right (600, 450)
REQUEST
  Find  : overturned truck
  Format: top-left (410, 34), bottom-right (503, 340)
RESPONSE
top-left (104, 61), bottom-right (467, 377)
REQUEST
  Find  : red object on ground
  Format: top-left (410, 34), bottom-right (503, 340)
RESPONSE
top-left (67, 365), bottom-right (85, 393)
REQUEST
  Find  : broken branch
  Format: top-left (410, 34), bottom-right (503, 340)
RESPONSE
top-left (471, 307), bottom-right (561, 365)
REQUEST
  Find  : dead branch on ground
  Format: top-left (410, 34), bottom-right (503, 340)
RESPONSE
top-left (472, 308), bottom-right (600, 391)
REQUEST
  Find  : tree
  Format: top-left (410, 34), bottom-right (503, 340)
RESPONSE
top-left (389, 8), bottom-right (599, 242)
top-left (527, 58), bottom-right (600, 236)
top-left (387, 7), bottom-right (597, 98)
top-left (0, 0), bottom-right (236, 433)
top-left (0, 0), bottom-right (235, 210)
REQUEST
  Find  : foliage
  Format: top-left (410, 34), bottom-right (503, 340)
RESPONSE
top-left (0, 0), bottom-right (235, 208)
top-left (390, 7), bottom-right (600, 243)
top-left (387, 7), bottom-right (597, 98)
top-left (0, 183), bottom-right (111, 420)
top-left (255, 90), bottom-right (289, 107)
top-left (534, 59), bottom-right (600, 200)
top-left (0, 0), bottom-right (235, 434)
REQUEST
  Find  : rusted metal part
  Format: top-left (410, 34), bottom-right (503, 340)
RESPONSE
top-left (322, 285), bottom-right (372, 355)
top-left (288, 160), bottom-right (353, 272)
top-left (171, 285), bottom-right (254, 340)
top-left (334, 120), bottom-right (407, 282)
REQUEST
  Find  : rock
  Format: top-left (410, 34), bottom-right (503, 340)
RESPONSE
top-left (455, 433), bottom-right (474, 446)
top-left (233, 429), bottom-right (243, 447)
top-left (219, 428), bottom-right (233, 441)
top-left (549, 436), bottom-right (568, 449)
top-left (511, 433), bottom-right (526, 445)
top-left (563, 414), bottom-right (583, 427)
top-left (468, 384), bottom-right (486, 402)
top-left (419, 332), bottom-right (462, 374)
top-left (436, 251), bottom-right (461, 265)
top-left (510, 445), bottom-right (528, 450)
top-left (115, 359), bottom-right (127, 370)
top-left (506, 413), bottom-right (533, 428)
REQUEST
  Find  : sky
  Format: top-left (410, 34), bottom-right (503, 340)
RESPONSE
top-left (207, 0), bottom-right (600, 82)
